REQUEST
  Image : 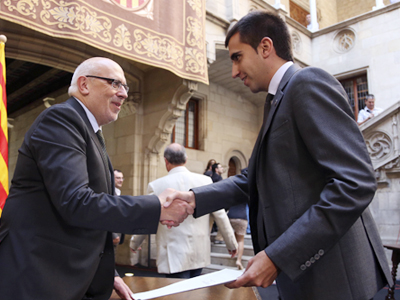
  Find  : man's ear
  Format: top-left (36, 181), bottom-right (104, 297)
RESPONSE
top-left (77, 76), bottom-right (90, 95)
top-left (259, 37), bottom-right (273, 58)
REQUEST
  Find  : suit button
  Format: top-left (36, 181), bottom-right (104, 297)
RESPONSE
top-left (99, 251), bottom-right (104, 258)
top-left (318, 249), bottom-right (324, 256)
top-left (314, 254), bottom-right (320, 260)
top-left (305, 261), bottom-right (311, 267)
top-left (310, 257), bottom-right (316, 263)
top-left (300, 264), bottom-right (306, 271)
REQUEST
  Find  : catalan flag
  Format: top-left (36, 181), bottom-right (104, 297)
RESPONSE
top-left (0, 37), bottom-right (8, 218)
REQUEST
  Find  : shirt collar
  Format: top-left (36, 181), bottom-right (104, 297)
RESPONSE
top-left (168, 166), bottom-right (189, 174)
top-left (73, 97), bottom-right (100, 133)
top-left (268, 61), bottom-right (294, 95)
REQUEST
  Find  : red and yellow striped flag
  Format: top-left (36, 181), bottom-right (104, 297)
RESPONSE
top-left (0, 37), bottom-right (8, 218)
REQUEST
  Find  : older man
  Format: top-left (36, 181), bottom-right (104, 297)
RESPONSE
top-left (131, 143), bottom-right (237, 278)
top-left (0, 57), bottom-right (192, 300)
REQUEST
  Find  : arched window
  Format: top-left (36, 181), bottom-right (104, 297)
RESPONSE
top-left (171, 98), bottom-right (199, 149)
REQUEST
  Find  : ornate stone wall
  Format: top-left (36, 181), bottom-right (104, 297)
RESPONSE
top-left (360, 102), bottom-right (400, 246)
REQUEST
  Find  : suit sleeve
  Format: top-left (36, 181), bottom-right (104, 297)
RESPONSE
top-left (28, 105), bottom-right (160, 234)
top-left (129, 183), bottom-right (156, 249)
top-left (264, 68), bottom-right (377, 281)
top-left (192, 173), bottom-right (249, 217)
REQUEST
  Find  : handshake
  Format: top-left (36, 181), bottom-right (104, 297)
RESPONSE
top-left (158, 188), bottom-right (196, 228)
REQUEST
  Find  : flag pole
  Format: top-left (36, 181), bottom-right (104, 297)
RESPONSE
top-left (0, 34), bottom-right (8, 219)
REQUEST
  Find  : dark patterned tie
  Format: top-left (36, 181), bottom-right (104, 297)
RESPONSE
top-left (263, 93), bottom-right (274, 125)
top-left (96, 130), bottom-right (111, 184)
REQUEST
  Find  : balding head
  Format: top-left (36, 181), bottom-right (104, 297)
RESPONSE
top-left (68, 57), bottom-right (123, 96)
top-left (67, 57), bottom-right (128, 126)
top-left (164, 143), bottom-right (187, 171)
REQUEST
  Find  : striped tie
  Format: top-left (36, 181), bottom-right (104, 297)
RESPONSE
top-left (96, 130), bottom-right (111, 184)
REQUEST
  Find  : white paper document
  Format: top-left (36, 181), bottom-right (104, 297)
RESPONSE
top-left (131, 268), bottom-right (244, 300)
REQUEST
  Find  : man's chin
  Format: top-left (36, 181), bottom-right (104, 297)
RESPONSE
top-left (249, 87), bottom-right (260, 93)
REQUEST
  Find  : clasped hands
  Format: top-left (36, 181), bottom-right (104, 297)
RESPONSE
top-left (158, 188), bottom-right (195, 228)
top-left (156, 189), bottom-right (279, 290)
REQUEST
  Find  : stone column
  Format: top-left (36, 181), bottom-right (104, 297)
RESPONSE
top-left (308, 0), bottom-right (319, 32)
top-left (373, 0), bottom-right (385, 10)
top-left (274, 0), bottom-right (286, 11)
top-left (228, 0), bottom-right (240, 21)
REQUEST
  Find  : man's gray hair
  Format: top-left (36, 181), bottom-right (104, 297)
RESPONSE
top-left (366, 94), bottom-right (375, 100)
top-left (164, 143), bottom-right (187, 165)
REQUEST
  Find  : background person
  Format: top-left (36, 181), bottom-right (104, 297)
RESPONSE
top-left (130, 143), bottom-right (237, 278)
top-left (211, 162), bottom-right (226, 244)
top-left (357, 94), bottom-right (383, 125)
top-left (112, 169), bottom-right (125, 249)
top-left (227, 168), bottom-right (249, 271)
top-left (203, 159), bottom-right (216, 177)
top-left (211, 162), bottom-right (224, 183)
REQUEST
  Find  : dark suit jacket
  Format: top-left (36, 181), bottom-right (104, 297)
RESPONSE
top-left (0, 97), bottom-right (160, 300)
top-left (192, 65), bottom-right (392, 300)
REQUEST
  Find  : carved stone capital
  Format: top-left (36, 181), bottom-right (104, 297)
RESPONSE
top-left (119, 93), bottom-right (141, 118)
top-left (7, 118), bottom-right (14, 129)
top-left (365, 131), bottom-right (393, 162)
top-left (147, 79), bottom-right (197, 154)
top-left (43, 97), bottom-right (55, 108)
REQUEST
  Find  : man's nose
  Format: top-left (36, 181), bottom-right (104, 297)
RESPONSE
top-left (117, 86), bottom-right (128, 98)
top-left (232, 64), bottom-right (240, 79)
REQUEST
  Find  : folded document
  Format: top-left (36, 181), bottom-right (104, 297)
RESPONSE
top-left (132, 268), bottom-right (244, 300)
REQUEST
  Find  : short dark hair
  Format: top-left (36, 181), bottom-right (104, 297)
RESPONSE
top-left (225, 10), bottom-right (293, 62)
top-left (164, 144), bottom-right (187, 165)
top-left (212, 163), bottom-right (220, 173)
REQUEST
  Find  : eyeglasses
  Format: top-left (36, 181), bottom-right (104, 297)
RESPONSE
top-left (86, 75), bottom-right (129, 93)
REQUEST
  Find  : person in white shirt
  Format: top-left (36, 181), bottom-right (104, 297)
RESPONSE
top-left (130, 143), bottom-right (237, 278)
top-left (357, 94), bottom-right (383, 125)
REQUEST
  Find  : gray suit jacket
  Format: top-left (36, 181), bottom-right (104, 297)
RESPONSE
top-left (0, 97), bottom-right (160, 300)
top-left (192, 65), bottom-right (392, 300)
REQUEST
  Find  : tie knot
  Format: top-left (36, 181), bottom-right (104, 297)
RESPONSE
top-left (266, 93), bottom-right (274, 103)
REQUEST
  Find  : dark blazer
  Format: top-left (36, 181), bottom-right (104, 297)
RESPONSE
top-left (0, 97), bottom-right (160, 300)
top-left (192, 65), bottom-right (392, 300)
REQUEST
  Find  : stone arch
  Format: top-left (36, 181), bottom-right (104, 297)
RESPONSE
top-left (224, 149), bottom-right (248, 175)
top-left (143, 80), bottom-right (198, 187)
top-left (146, 79), bottom-right (198, 154)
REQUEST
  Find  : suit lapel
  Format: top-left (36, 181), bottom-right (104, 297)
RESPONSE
top-left (249, 64), bottom-right (302, 176)
top-left (66, 97), bottom-right (113, 193)
top-left (247, 64), bottom-right (302, 251)
top-left (261, 64), bottom-right (302, 140)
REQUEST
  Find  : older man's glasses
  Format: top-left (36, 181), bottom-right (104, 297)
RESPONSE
top-left (86, 75), bottom-right (129, 93)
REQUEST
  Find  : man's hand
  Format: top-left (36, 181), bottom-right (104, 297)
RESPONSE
top-left (114, 276), bottom-right (134, 300)
top-left (225, 250), bottom-right (278, 289)
top-left (228, 249), bottom-right (237, 258)
top-left (130, 246), bottom-right (142, 254)
top-left (158, 188), bottom-right (195, 228)
top-left (162, 189), bottom-right (196, 210)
